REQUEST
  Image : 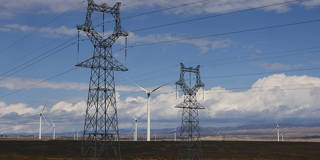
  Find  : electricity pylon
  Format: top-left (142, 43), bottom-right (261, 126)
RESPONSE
top-left (175, 63), bottom-right (204, 160)
top-left (76, 0), bottom-right (128, 159)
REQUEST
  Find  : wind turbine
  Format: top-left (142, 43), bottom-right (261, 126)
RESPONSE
top-left (41, 106), bottom-right (56, 140)
top-left (280, 128), bottom-right (288, 142)
top-left (168, 128), bottom-right (177, 141)
top-left (275, 123), bottom-right (280, 142)
top-left (52, 123), bottom-right (56, 140)
top-left (132, 117), bottom-right (138, 141)
top-left (136, 83), bottom-right (167, 141)
top-left (39, 106), bottom-right (45, 140)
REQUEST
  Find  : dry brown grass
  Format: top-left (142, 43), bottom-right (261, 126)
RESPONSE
top-left (0, 140), bottom-right (319, 160)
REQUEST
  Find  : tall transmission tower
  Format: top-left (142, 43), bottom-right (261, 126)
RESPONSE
top-left (76, 0), bottom-right (128, 159)
top-left (175, 63), bottom-right (204, 160)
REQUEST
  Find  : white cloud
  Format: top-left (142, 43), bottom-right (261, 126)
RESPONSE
top-left (1, 0), bottom-right (319, 18)
top-left (1, 24), bottom-right (77, 37)
top-left (256, 62), bottom-right (304, 70)
top-left (302, 0), bottom-right (320, 7)
top-left (0, 76), bottom-right (144, 92)
top-left (204, 74), bottom-right (320, 120)
top-left (0, 101), bottom-right (39, 115)
top-left (256, 62), bottom-right (292, 70)
top-left (0, 0), bottom-right (85, 18)
top-left (123, 32), bottom-right (232, 53)
top-left (0, 77), bottom-right (87, 90)
top-left (50, 101), bottom-right (86, 116)
top-left (1, 74), bottom-right (320, 133)
top-left (0, 23), bottom-right (232, 52)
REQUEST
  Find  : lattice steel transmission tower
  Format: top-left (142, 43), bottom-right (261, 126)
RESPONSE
top-left (76, 0), bottom-right (128, 159)
top-left (175, 63), bottom-right (204, 160)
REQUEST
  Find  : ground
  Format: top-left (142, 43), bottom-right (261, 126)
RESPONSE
top-left (0, 140), bottom-right (319, 160)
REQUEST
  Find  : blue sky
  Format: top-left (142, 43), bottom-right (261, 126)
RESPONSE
top-left (0, 0), bottom-right (320, 134)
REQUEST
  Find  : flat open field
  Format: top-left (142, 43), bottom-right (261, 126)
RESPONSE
top-left (0, 140), bottom-right (319, 160)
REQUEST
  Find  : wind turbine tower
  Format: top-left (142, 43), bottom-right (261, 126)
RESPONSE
top-left (175, 63), bottom-right (205, 160)
top-left (134, 118), bottom-right (138, 141)
top-left (39, 106), bottom-right (45, 140)
top-left (136, 84), bottom-right (166, 141)
top-left (52, 123), bottom-right (56, 140)
top-left (276, 123), bottom-right (280, 142)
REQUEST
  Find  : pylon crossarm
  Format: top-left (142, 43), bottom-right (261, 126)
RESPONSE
top-left (75, 56), bottom-right (128, 71)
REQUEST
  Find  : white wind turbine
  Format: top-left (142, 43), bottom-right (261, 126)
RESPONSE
top-left (275, 123), bottom-right (280, 142)
top-left (131, 115), bottom-right (144, 141)
top-left (280, 128), bottom-right (288, 142)
top-left (168, 128), bottom-right (177, 141)
top-left (132, 117), bottom-right (138, 141)
top-left (39, 106), bottom-right (45, 140)
top-left (40, 106), bottom-right (56, 140)
top-left (52, 123), bottom-right (56, 140)
top-left (136, 83), bottom-right (167, 141)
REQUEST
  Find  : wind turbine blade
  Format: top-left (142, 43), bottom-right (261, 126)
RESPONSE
top-left (41, 105), bottom-right (46, 113)
top-left (42, 114), bottom-right (50, 127)
top-left (150, 83), bottom-right (168, 93)
top-left (135, 83), bottom-right (148, 92)
top-left (42, 112), bottom-right (54, 127)
top-left (136, 114), bottom-right (144, 121)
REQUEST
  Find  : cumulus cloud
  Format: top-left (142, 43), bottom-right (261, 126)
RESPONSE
top-left (204, 74), bottom-right (320, 120)
top-left (1, 74), bottom-right (320, 133)
top-left (50, 101), bottom-right (86, 115)
top-left (0, 101), bottom-right (39, 115)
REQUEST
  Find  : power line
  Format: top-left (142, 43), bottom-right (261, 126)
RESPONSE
top-left (0, 1), bottom-right (88, 56)
top-left (0, 1), bottom-right (316, 98)
top-left (0, 1), bottom-right (304, 79)
top-left (113, 18), bottom-right (320, 83)
top-left (93, 0), bottom-right (210, 28)
top-left (108, 18), bottom-right (320, 60)
top-left (0, 13), bottom-right (70, 55)
top-left (0, 38), bottom-right (87, 81)
top-left (94, 0), bottom-right (297, 31)
top-left (1, 0), bottom-right (206, 75)
top-left (3, 16), bottom-right (318, 84)
top-left (129, 0), bottom-right (298, 32)
top-left (1, 1), bottom-right (304, 79)
top-left (124, 0), bottom-right (210, 21)
top-left (127, 18), bottom-right (320, 49)
top-left (208, 46), bottom-right (320, 64)
top-left (117, 46), bottom-right (320, 85)
top-left (203, 49), bottom-right (320, 68)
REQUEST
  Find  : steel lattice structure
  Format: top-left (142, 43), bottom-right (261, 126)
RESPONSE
top-left (175, 63), bottom-right (204, 160)
top-left (76, 0), bottom-right (128, 159)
